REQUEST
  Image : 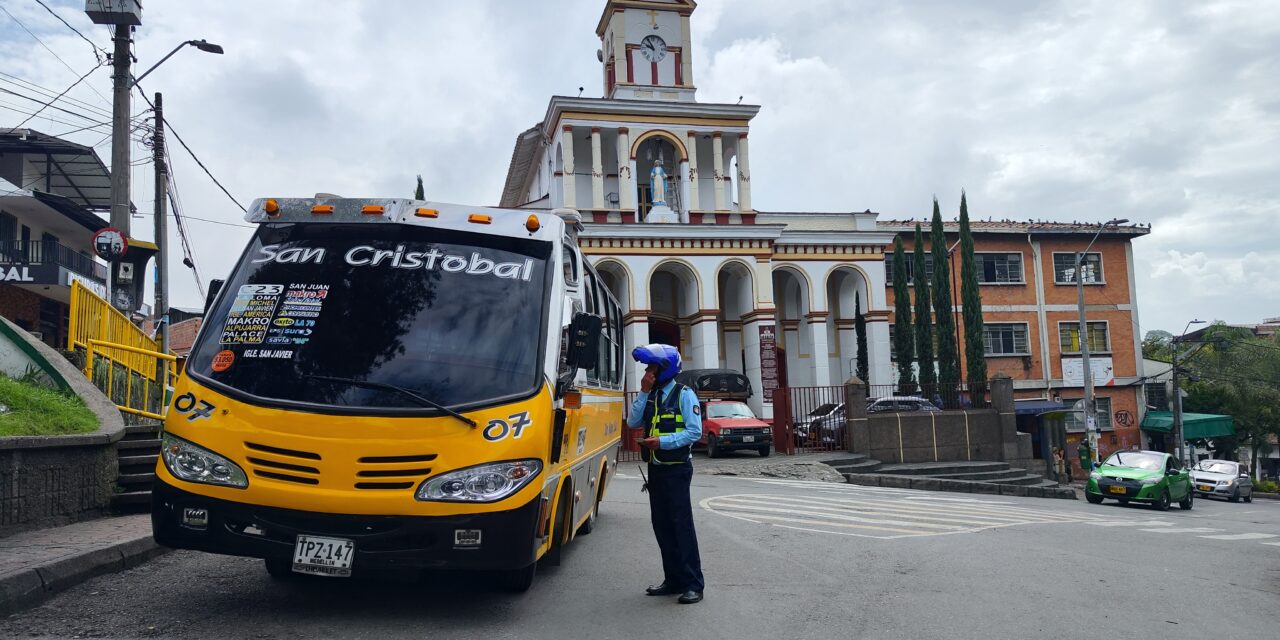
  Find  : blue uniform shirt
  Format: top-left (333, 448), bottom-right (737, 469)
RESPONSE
top-left (627, 379), bottom-right (703, 451)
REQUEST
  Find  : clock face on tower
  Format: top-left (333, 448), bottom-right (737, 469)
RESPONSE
top-left (639, 35), bottom-right (667, 62)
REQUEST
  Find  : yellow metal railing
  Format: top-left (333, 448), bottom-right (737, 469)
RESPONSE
top-left (68, 281), bottom-right (177, 420)
top-left (85, 339), bottom-right (178, 421)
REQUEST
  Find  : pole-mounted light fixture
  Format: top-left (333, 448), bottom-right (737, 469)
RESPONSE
top-left (133, 39), bottom-right (225, 86)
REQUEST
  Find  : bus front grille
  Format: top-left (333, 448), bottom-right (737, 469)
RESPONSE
top-left (244, 441), bottom-right (323, 486)
top-left (354, 454), bottom-right (434, 490)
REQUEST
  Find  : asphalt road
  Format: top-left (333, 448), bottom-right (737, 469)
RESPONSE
top-left (4, 472), bottom-right (1278, 640)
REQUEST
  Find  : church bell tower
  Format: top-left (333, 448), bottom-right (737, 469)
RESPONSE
top-left (598, 0), bottom-right (698, 102)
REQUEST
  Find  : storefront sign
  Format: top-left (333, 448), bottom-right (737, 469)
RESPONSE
top-left (1062, 356), bottom-right (1114, 387)
top-left (65, 271), bottom-right (108, 298)
top-left (759, 324), bottom-right (779, 396)
top-left (0, 262), bottom-right (60, 284)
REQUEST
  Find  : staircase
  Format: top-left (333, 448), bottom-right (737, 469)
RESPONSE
top-left (824, 455), bottom-right (1077, 499)
top-left (112, 422), bottom-right (162, 512)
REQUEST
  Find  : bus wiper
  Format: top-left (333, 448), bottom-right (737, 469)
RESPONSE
top-left (302, 375), bottom-right (477, 428)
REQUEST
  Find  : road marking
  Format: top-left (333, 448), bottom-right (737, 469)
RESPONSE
top-left (1085, 520), bottom-right (1173, 527)
top-left (1138, 527), bottom-right (1222, 534)
top-left (1198, 532), bottom-right (1278, 541)
top-left (1261, 542), bottom-right (1280, 547)
top-left (700, 493), bottom-right (1126, 539)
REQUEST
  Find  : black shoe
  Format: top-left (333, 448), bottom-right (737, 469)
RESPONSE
top-left (645, 582), bottom-right (679, 596)
top-left (677, 590), bottom-right (703, 604)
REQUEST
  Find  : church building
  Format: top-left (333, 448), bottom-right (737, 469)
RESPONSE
top-left (498, 0), bottom-right (1149, 444)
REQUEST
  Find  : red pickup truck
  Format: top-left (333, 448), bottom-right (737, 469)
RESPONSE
top-left (699, 399), bottom-right (773, 458)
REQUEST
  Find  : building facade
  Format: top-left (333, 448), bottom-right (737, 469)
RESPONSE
top-left (0, 129), bottom-right (114, 349)
top-left (498, 0), bottom-right (1150, 439)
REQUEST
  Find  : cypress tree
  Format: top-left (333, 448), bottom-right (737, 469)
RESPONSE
top-left (931, 198), bottom-right (961, 403)
top-left (959, 191), bottom-right (989, 406)
top-left (414, 175), bottom-right (425, 200)
top-left (891, 237), bottom-right (915, 390)
top-left (855, 293), bottom-right (869, 383)
top-left (912, 224), bottom-right (936, 390)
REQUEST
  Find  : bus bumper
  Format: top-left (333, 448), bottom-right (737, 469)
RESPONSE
top-left (151, 478), bottom-right (542, 572)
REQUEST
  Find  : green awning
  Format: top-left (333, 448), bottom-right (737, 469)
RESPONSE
top-left (1140, 411), bottom-right (1235, 440)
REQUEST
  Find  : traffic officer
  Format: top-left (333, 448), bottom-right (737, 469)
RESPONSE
top-left (628, 343), bottom-right (705, 605)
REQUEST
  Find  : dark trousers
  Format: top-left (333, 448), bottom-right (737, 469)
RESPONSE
top-left (647, 462), bottom-right (704, 592)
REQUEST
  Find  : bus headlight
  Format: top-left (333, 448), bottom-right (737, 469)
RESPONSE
top-left (416, 459), bottom-right (542, 502)
top-left (161, 433), bottom-right (248, 488)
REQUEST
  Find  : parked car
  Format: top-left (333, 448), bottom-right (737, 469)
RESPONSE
top-left (866, 396), bottom-right (941, 413)
top-left (676, 368), bottom-right (752, 399)
top-left (1085, 450), bottom-right (1193, 510)
top-left (1191, 459), bottom-right (1253, 503)
top-left (699, 400), bottom-right (773, 458)
top-left (793, 403), bottom-right (843, 445)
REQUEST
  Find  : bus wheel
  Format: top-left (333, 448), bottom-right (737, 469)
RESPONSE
top-left (498, 561), bottom-right (537, 592)
top-left (264, 558), bottom-right (301, 581)
top-left (578, 476), bottom-right (606, 536)
top-left (546, 486), bottom-right (571, 566)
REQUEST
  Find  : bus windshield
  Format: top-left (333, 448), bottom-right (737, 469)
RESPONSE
top-left (186, 222), bottom-right (552, 413)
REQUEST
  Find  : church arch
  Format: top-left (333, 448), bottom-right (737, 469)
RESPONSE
top-left (629, 129), bottom-right (689, 161)
top-left (593, 258), bottom-right (633, 313)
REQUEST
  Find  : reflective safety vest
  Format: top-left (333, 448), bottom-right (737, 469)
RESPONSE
top-left (642, 383), bottom-right (691, 465)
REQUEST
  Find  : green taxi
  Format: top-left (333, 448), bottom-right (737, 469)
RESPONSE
top-left (1085, 450), bottom-right (1193, 511)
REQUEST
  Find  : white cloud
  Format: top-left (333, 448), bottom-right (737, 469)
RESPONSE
top-left (1, 0), bottom-right (1276, 334)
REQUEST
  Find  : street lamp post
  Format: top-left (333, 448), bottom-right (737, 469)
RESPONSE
top-left (1172, 319), bottom-right (1206, 466)
top-left (1076, 218), bottom-right (1128, 461)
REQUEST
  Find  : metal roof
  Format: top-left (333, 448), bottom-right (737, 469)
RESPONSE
top-left (0, 128), bottom-right (115, 212)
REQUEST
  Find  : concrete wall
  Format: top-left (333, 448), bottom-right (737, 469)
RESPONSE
top-left (0, 316), bottom-right (125, 536)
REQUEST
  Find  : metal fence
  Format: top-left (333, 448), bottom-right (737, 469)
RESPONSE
top-left (67, 281), bottom-right (176, 421)
top-left (866, 382), bottom-right (982, 410)
top-left (772, 385), bottom-right (847, 454)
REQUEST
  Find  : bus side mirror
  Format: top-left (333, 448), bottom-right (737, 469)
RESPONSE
top-left (565, 312), bottom-right (602, 371)
top-left (204, 279), bottom-right (225, 316)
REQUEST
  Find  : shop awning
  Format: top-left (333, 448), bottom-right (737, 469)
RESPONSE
top-left (1140, 411), bottom-right (1235, 440)
top-left (1014, 399), bottom-right (1070, 416)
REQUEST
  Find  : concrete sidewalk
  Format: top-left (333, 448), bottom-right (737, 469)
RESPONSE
top-left (0, 515), bottom-right (165, 616)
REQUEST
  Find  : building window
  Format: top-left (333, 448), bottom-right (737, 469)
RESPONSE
top-left (1063, 397), bottom-right (1113, 432)
top-left (883, 253), bottom-right (934, 286)
top-left (1145, 382), bottom-right (1169, 411)
top-left (1059, 321), bottom-right (1109, 353)
top-left (984, 323), bottom-right (1030, 356)
top-left (888, 324), bottom-right (940, 361)
top-left (975, 253), bottom-right (1024, 284)
top-left (1053, 252), bottom-right (1103, 284)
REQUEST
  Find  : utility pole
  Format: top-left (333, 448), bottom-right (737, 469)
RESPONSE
top-left (152, 93), bottom-right (169, 385)
top-left (1073, 218), bottom-right (1128, 460)
top-left (1171, 335), bottom-right (1183, 463)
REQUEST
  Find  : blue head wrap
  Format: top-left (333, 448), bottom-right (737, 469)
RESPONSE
top-left (631, 343), bottom-right (682, 386)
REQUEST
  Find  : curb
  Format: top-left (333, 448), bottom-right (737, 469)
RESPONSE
top-left (844, 473), bottom-right (1079, 500)
top-left (0, 533), bottom-right (168, 617)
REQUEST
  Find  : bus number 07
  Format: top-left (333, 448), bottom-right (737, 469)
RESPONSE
top-left (483, 411), bottom-right (533, 442)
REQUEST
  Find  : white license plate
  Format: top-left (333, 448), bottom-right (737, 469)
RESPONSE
top-left (291, 535), bottom-right (355, 577)
top-left (742, 435), bottom-right (755, 442)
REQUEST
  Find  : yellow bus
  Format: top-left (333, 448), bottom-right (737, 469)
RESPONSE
top-left (152, 198), bottom-right (624, 590)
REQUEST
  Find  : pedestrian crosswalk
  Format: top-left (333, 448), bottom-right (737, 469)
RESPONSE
top-left (692, 478), bottom-right (1280, 547)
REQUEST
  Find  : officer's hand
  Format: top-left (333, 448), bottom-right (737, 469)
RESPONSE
top-left (638, 436), bottom-right (661, 449)
top-left (640, 369), bottom-right (656, 392)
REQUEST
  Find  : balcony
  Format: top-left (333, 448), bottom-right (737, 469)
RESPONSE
top-left (0, 240), bottom-right (108, 283)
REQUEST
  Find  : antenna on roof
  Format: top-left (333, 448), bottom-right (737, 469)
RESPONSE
top-left (578, 86), bottom-right (584, 97)
top-left (737, 96), bottom-right (743, 104)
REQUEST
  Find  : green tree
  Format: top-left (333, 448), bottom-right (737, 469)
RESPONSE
top-left (958, 191), bottom-right (988, 406)
top-left (855, 293), bottom-right (869, 383)
top-left (891, 236), bottom-right (915, 389)
top-left (1181, 324), bottom-right (1280, 476)
top-left (414, 175), bottom-right (425, 200)
top-left (1142, 329), bottom-right (1174, 361)
top-left (912, 224), bottom-right (936, 390)
top-left (930, 199), bottom-right (960, 403)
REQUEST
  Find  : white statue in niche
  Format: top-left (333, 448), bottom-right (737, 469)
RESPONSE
top-left (649, 160), bottom-right (668, 207)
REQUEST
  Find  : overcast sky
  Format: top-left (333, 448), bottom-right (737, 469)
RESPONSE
top-left (2, 0), bottom-right (1277, 335)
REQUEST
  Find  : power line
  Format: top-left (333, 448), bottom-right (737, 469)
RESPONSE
top-left (133, 86), bottom-right (247, 213)
top-left (11, 60), bottom-right (104, 129)
top-left (32, 0), bottom-right (107, 61)
top-left (0, 101), bottom-right (108, 131)
top-left (0, 86), bottom-right (107, 125)
top-left (0, 72), bottom-right (112, 118)
top-left (0, 1), bottom-right (111, 107)
top-left (135, 210), bottom-right (256, 229)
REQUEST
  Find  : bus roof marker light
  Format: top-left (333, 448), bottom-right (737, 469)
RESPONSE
top-left (264, 199), bottom-right (280, 216)
top-left (362, 204), bottom-right (385, 215)
top-left (468, 214), bottom-right (492, 224)
top-left (525, 214), bottom-right (540, 233)
top-left (311, 204), bottom-right (334, 215)
top-left (414, 208), bottom-right (439, 218)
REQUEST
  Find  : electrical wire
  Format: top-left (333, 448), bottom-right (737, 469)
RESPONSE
top-left (11, 60), bottom-right (105, 129)
top-left (133, 86), bottom-right (247, 213)
top-left (0, 72), bottom-right (112, 119)
top-left (0, 1), bottom-right (111, 107)
top-left (32, 0), bottom-right (108, 61)
top-left (0, 86), bottom-right (106, 124)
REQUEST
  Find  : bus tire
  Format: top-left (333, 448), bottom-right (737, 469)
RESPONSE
top-left (264, 558), bottom-right (301, 581)
top-left (546, 484), bottom-right (572, 566)
top-left (498, 561), bottom-right (537, 593)
top-left (578, 471), bottom-right (607, 536)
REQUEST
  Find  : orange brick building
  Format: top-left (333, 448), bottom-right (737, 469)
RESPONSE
top-left (880, 220), bottom-right (1150, 470)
